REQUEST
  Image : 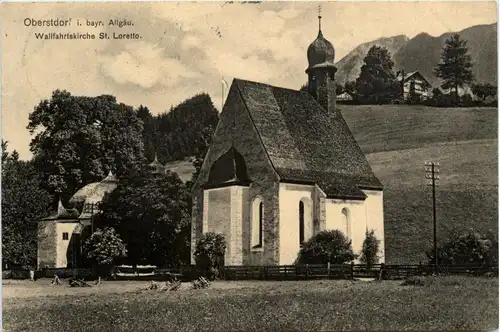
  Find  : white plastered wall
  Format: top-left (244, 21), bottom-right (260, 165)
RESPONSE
top-left (55, 223), bottom-right (80, 268)
top-left (278, 183), bottom-right (315, 265)
top-left (203, 186), bottom-right (248, 265)
top-left (324, 189), bottom-right (384, 263)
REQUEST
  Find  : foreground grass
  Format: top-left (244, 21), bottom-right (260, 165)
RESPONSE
top-left (3, 277), bottom-right (498, 332)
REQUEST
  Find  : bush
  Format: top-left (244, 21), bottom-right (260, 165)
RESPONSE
top-left (427, 228), bottom-right (498, 266)
top-left (194, 232), bottom-right (226, 279)
top-left (83, 227), bottom-right (127, 277)
top-left (296, 230), bottom-right (356, 264)
top-left (359, 229), bottom-right (380, 268)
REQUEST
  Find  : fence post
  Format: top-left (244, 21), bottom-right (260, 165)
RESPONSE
top-left (378, 263), bottom-right (385, 281)
top-left (350, 262), bottom-right (355, 280)
top-left (305, 264), bottom-right (309, 280)
top-left (327, 262), bottom-right (331, 279)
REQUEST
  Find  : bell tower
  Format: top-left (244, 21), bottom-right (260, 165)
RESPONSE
top-left (306, 8), bottom-right (337, 116)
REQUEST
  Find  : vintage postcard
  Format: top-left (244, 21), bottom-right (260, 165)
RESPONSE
top-left (1, 1), bottom-right (498, 331)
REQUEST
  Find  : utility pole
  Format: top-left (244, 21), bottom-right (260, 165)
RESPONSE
top-left (425, 161), bottom-right (440, 268)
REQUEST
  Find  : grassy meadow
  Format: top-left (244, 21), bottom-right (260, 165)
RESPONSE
top-left (342, 105), bottom-right (497, 263)
top-left (166, 105), bottom-right (498, 264)
top-left (3, 277), bottom-right (498, 332)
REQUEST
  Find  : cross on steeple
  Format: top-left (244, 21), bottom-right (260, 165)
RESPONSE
top-left (318, 5), bottom-right (322, 32)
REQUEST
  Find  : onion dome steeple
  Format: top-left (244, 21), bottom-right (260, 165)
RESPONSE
top-left (305, 8), bottom-right (338, 116)
top-left (306, 10), bottom-right (336, 71)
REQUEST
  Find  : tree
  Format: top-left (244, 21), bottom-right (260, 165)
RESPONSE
top-left (136, 105), bottom-right (159, 163)
top-left (471, 83), bottom-right (497, 103)
top-left (355, 46), bottom-right (400, 104)
top-left (194, 232), bottom-right (226, 279)
top-left (336, 83), bottom-right (344, 95)
top-left (2, 142), bottom-right (52, 268)
top-left (27, 90), bottom-right (146, 203)
top-left (83, 227), bottom-right (127, 276)
top-left (434, 34), bottom-right (474, 104)
top-left (359, 229), bottom-right (380, 268)
top-left (296, 230), bottom-right (356, 264)
top-left (344, 81), bottom-right (356, 93)
top-left (427, 228), bottom-right (498, 266)
top-left (153, 93), bottom-right (219, 163)
top-left (98, 170), bottom-right (191, 267)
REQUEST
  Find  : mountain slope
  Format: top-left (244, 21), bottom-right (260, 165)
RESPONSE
top-left (393, 23), bottom-right (497, 86)
top-left (335, 35), bottom-right (409, 84)
top-left (336, 23), bottom-right (497, 87)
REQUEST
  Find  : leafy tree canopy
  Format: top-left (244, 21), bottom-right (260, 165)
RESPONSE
top-left (2, 141), bottom-right (52, 268)
top-left (296, 230), bottom-right (356, 265)
top-left (143, 93), bottom-right (219, 165)
top-left (27, 90), bottom-right (146, 202)
top-left (97, 171), bottom-right (191, 267)
top-left (355, 46), bottom-right (400, 104)
top-left (83, 227), bottom-right (127, 267)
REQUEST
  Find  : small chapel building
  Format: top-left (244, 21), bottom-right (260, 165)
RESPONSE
top-left (37, 172), bottom-right (119, 269)
top-left (191, 17), bottom-right (385, 266)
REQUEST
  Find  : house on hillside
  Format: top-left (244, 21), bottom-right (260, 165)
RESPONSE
top-left (191, 15), bottom-right (385, 266)
top-left (396, 71), bottom-right (432, 101)
top-left (439, 85), bottom-right (474, 97)
top-left (337, 90), bottom-right (354, 102)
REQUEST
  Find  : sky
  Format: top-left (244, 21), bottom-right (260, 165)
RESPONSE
top-left (1, 1), bottom-right (497, 160)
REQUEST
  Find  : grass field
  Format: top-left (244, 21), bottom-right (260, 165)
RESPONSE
top-left (165, 105), bottom-right (498, 263)
top-left (3, 277), bottom-right (498, 332)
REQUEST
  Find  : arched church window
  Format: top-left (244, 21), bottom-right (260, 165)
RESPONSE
top-left (251, 197), bottom-right (263, 248)
top-left (299, 201), bottom-right (305, 246)
top-left (342, 208), bottom-right (350, 238)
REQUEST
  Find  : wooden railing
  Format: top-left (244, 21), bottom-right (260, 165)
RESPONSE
top-left (3, 263), bottom-right (497, 281)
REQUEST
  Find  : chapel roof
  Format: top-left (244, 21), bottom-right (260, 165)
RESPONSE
top-left (69, 171), bottom-right (118, 206)
top-left (306, 18), bottom-right (335, 71)
top-left (43, 199), bottom-right (80, 220)
top-left (231, 78), bottom-right (383, 199)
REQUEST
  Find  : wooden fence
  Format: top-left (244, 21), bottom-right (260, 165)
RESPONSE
top-left (3, 263), bottom-right (498, 281)
top-left (174, 263), bottom-right (499, 281)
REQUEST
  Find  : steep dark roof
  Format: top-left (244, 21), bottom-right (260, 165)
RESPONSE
top-left (234, 79), bottom-right (382, 199)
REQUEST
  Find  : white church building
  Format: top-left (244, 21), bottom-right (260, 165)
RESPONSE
top-left (191, 16), bottom-right (385, 266)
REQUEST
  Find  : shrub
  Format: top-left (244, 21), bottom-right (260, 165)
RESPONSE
top-left (359, 229), bottom-right (380, 268)
top-left (296, 230), bottom-right (356, 264)
top-left (427, 228), bottom-right (498, 266)
top-left (83, 227), bottom-right (127, 277)
top-left (194, 232), bottom-right (226, 279)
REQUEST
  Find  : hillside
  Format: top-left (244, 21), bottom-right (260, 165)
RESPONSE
top-left (393, 24), bottom-right (497, 86)
top-left (335, 23), bottom-right (497, 87)
top-left (168, 105), bottom-right (498, 264)
top-left (341, 105), bottom-right (498, 263)
top-left (335, 35), bottom-right (409, 84)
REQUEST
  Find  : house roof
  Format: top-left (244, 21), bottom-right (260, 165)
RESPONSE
top-left (233, 79), bottom-right (382, 199)
top-left (43, 199), bottom-right (80, 221)
top-left (397, 71), bottom-right (432, 87)
top-left (69, 171), bottom-right (118, 206)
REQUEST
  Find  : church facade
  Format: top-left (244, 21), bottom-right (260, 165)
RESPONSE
top-left (191, 20), bottom-right (384, 266)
